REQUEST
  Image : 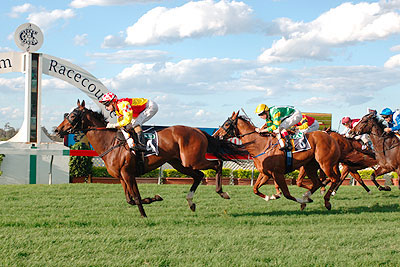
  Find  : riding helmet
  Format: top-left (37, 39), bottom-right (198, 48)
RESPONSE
top-left (380, 108), bottom-right (393, 116)
top-left (255, 104), bottom-right (269, 115)
top-left (100, 92), bottom-right (117, 104)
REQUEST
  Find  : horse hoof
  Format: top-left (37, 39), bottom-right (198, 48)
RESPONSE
top-left (331, 191), bottom-right (336, 196)
top-left (219, 192), bottom-right (230, 199)
top-left (308, 198), bottom-right (313, 203)
top-left (272, 194), bottom-right (281, 200)
top-left (325, 202), bottom-right (332, 210)
top-left (385, 186), bottom-right (392, 191)
top-left (155, 195), bottom-right (163, 201)
top-left (190, 203), bottom-right (196, 212)
top-left (300, 203), bottom-right (306, 211)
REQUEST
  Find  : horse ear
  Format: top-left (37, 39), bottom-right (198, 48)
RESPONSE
top-left (77, 99), bottom-right (81, 107)
top-left (81, 100), bottom-right (85, 108)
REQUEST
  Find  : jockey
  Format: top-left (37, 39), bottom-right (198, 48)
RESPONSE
top-left (341, 116), bottom-right (370, 149)
top-left (380, 108), bottom-right (400, 133)
top-left (254, 104), bottom-right (302, 151)
top-left (99, 92), bottom-right (158, 152)
top-left (294, 114), bottom-right (320, 134)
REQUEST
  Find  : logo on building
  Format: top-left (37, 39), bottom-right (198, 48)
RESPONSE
top-left (14, 23), bottom-right (43, 52)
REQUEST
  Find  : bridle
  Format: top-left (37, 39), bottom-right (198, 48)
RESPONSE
top-left (219, 116), bottom-right (257, 138)
top-left (63, 108), bottom-right (107, 134)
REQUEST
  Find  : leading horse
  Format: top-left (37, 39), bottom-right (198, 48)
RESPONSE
top-left (55, 100), bottom-right (247, 217)
top-left (350, 111), bottom-right (400, 190)
top-left (213, 111), bottom-right (341, 210)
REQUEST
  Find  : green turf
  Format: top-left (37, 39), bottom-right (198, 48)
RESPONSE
top-left (0, 184), bottom-right (399, 266)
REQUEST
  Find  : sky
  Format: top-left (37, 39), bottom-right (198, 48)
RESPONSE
top-left (1, 0), bottom-right (400, 133)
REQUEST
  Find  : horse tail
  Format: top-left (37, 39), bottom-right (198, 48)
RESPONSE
top-left (201, 131), bottom-right (248, 163)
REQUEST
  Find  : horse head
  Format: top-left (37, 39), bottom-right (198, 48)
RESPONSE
top-left (349, 111), bottom-right (378, 136)
top-left (54, 99), bottom-right (92, 137)
top-left (212, 111), bottom-right (240, 140)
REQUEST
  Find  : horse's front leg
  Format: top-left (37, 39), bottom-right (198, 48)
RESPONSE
top-left (121, 168), bottom-right (147, 217)
top-left (273, 173), bottom-right (310, 205)
top-left (253, 173), bottom-right (276, 201)
top-left (120, 179), bottom-right (135, 205)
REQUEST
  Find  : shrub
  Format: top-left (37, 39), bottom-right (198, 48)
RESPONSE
top-left (285, 170), bottom-right (300, 179)
top-left (222, 168), bottom-right (232, 177)
top-left (202, 169), bottom-right (216, 178)
top-left (0, 154), bottom-right (4, 176)
top-left (69, 142), bottom-right (93, 178)
top-left (163, 169), bottom-right (188, 178)
top-left (141, 169), bottom-right (160, 178)
top-left (233, 169), bottom-right (257, 179)
top-left (92, 166), bottom-right (111, 177)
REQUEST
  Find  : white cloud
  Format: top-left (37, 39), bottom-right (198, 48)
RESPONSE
top-left (8, 3), bottom-right (35, 18)
top-left (390, 44), bottom-right (400, 52)
top-left (384, 54), bottom-right (400, 68)
top-left (88, 49), bottom-right (169, 64)
top-left (74, 34), bottom-right (88, 46)
top-left (105, 0), bottom-right (254, 47)
top-left (0, 77), bottom-right (25, 92)
top-left (0, 106), bottom-right (23, 119)
top-left (27, 9), bottom-right (76, 31)
top-left (70, 0), bottom-right (156, 9)
top-left (259, 1), bottom-right (400, 63)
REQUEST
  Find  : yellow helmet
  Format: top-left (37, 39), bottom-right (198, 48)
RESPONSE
top-left (255, 104), bottom-right (269, 115)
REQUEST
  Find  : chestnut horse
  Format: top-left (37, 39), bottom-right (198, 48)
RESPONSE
top-left (350, 111), bottom-right (400, 190)
top-left (55, 100), bottom-right (246, 217)
top-left (213, 111), bottom-right (341, 210)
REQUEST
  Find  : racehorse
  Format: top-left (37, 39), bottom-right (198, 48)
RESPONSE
top-left (213, 111), bottom-right (341, 210)
top-left (267, 129), bottom-right (380, 199)
top-left (55, 100), bottom-right (247, 217)
top-left (350, 111), bottom-right (400, 190)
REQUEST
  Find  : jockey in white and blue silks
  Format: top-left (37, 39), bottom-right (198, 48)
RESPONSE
top-left (380, 108), bottom-right (400, 134)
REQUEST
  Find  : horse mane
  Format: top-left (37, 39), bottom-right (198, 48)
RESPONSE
top-left (88, 109), bottom-right (108, 127)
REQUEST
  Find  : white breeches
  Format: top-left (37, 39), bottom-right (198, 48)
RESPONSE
top-left (131, 100), bottom-right (158, 127)
top-left (276, 109), bottom-right (302, 132)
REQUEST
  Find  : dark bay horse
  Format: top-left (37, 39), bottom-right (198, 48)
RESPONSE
top-left (350, 112), bottom-right (400, 190)
top-left (213, 111), bottom-right (341, 210)
top-left (55, 100), bottom-right (246, 217)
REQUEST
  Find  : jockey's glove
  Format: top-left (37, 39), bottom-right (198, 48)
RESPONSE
top-left (106, 123), bottom-right (118, 128)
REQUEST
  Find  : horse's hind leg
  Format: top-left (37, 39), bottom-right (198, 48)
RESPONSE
top-left (370, 166), bottom-right (392, 191)
top-left (169, 160), bottom-right (203, 212)
top-left (214, 160), bottom-right (230, 199)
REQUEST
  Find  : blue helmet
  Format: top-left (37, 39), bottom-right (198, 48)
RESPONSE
top-left (380, 108), bottom-right (393, 116)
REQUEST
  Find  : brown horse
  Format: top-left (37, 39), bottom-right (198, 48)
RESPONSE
top-left (350, 111), bottom-right (400, 190)
top-left (55, 100), bottom-right (246, 217)
top-left (213, 111), bottom-right (341, 210)
top-left (296, 130), bottom-right (381, 194)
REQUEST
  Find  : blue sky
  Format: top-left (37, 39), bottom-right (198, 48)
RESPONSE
top-left (1, 0), bottom-right (400, 132)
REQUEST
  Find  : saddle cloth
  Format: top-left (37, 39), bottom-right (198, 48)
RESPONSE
top-left (289, 132), bottom-right (311, 153)
top-left (142, 130), bottom-right (159, 157)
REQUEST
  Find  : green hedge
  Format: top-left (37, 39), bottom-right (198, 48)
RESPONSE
top-left (0, 154), bottom-right (4, 176)
top-left (69, 143), bottom-right (93, 178)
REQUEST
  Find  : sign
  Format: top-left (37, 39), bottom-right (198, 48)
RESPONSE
top-left (0, 52), bottom-right (23, 74)
top-left (14, 23), bottom-right (43, 52)
top-left (41, 53), bottom-right (115, 120)
top-left (304, 112), bottom-right (332, 130)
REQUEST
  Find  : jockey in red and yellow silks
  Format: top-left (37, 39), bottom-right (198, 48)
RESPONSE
top-left (99, 92), bottom-right (158, 152)
top-left (114, 98), bottom-right (148, 127)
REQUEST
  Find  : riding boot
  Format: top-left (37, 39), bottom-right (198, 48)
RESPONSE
top-left (134, 131), bottom-right (147, 152)
top-left (280, 135), bottom-right (293, 151)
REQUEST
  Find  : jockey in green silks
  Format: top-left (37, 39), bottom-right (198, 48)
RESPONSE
top-left (254, 104), bottom-right (302, 151)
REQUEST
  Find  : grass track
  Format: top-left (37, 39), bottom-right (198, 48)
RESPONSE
top-left (0, 183), bottom-right (399, 266)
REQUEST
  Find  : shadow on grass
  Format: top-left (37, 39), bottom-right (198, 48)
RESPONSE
top-left (230, 203), bottom-right (400, 217)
